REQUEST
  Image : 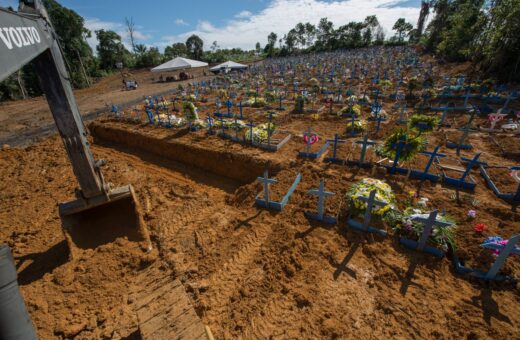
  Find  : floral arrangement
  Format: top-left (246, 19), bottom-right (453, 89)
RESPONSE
top-left (190, 119), bottom-right (206, 129)
top-left (347, 178), bottom-right (396, 217)
top-left (213, 119), bottom-right (246, 129)
top-left (407, 114), bottom-right (439, 132)
top-left (217, 89), bottom-right (228, 99)
top-left (379, 79), bottom-right (393, 89)
top-left (385, 207), bottom-right (457, 251)
top-left (264, 91), bottom-right (276, 102)
top-left (244, 122), bottom-right (276, 144)
top-left (346, 95), bottom-right (358, 104)
top-left (248, 97), bottom-right (267, 107)
top-left (376, 128), bottom-right (426, 161)
top-left (347, 120), bottom-right (366, 133)
top-left (309, 78), bottom-right (320, 92)
top-left (338, 104), bottom-right (361, 117)
top-left (182, 101), bottom-right (198, 121)
top-left (159, 114), bottom-right (185, 127)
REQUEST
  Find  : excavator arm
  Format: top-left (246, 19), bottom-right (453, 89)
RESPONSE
top-left (0, 1), bottom-right (150, 257)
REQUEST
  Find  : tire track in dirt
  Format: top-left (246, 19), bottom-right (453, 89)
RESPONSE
top-left (201, 216), bottom-right (274, 324)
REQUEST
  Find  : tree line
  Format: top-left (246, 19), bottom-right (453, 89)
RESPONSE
top-left (1, 0), bottom-right (518, 101)
top-left (262, 0), bottom-right (519, 81)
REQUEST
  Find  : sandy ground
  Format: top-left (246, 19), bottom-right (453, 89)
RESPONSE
top-left (1, 122), bottom-right (519, 339)
top-left (0, 55), bottom-right (519, 339)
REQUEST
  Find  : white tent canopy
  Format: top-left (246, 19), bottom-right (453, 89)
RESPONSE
top-left (210, 61), bottom-right (248, 72)
top-left (151, 57), bottom-right (208, 73)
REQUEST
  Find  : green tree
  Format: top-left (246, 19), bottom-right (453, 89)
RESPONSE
top-left (43, 0), bottom-right (95, 88)
top-left (264, 32), bottom-right (278, 56)
top-left (304, 23), bottom-right (316, 47)
top-left (424, 0), bottom-right (451, 51)
top-left (186, 34), bottom-right (204, 60)
top-left (135, 47), bottom-right (162, 68)
top-left (164, 43), bottom-right (188, 60)
top-left (393, 18), bottom-right (414, 42)
top-left (295, 22), bottom-right (306, 48)
top-left (479, 0), bottom-right (520, 80)
top-left (96, 29), bottom-right (129, 71)
top-left (316, 18), bottom-right (334, 50)
top-left (436, 0), bottom-right (485, 61)
top-left (412, 1), bottom-right (431, 42)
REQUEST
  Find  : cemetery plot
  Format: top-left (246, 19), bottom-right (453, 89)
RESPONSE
top-left (2, 45), bottom-right (520, 340)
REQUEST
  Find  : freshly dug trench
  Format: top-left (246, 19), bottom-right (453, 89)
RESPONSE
top-left (88, 121), bottom-right (286, 184)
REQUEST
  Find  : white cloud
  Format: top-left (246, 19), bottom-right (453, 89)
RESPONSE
top-left (235, 10), bottom-right (253, 19)
top-left (175, 19), bottom-right (189, 26)
top-left (158, 0), bottom-right (419, 50)
top-left (84, 17), bottom-right (153, 52)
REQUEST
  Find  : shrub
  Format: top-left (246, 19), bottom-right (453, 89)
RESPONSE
top-left (407, 114), bottom-right (439, 132)
top-left (376, 128), bottom-right (426, 161)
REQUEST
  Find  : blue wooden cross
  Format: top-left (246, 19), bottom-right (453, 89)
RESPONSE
top-left (388, 140), bottom-right (413, 174)
top-left (353, 135), bottom-right (376, 167)
top-left (347, 115), bottom-right (361, 137)
top-left (278, 94), bottom-right (285, 110)
top-left (501, 91), bottom-right (517, 112)
top-left (449, 125), bottom-right (475, 156)
top-left (306, 179), bottom-right (336, 224)
top-left (360, 89), bottom-right (368, 105)
top-left (233, 116), bottom-right (240, 140)
top-left (146, 109), bottom-right (155, 124)
top-left (246, 121), bottom-right (255, 145)
top-left (347, 189), bottom-right (388, 236)
top-left (410, 145), bottom-right (446, 182)
top-left (303, 127), bottom-right (315, 154)
top-left (400, 210), bottom-right (453, 257)
top-left (257, 169), bottom-right (277, 206)
top-left (226, 99), bottom-right (233, 115)
top-left (218, 116), bottom-right (225, 136)
top-left (215, 98), bottom-right (221, 114)
top-left (443, 153), bottom-right (484, 190)
top-left (266, 112), bottom-right (276, 147)
top-left (374, 114), bottom-right (386, 135)
top-left (325, 134), bottom-right (346, 163)
top-left (371, 101), bottom-right (382, 117)
top-left (462, 89), bottom-right (471, 109)
top-left (206, 114), bottom-right (214, 134)
top-left (478, 234), bottom-right (520, 280)
top-left (111, 104), bottom-right (119, 118)
top-left (397, 105), bottom-right (407, 125)
top-left (439, 108), bottom-right (449, 126)
top-left (373, 89), bottom-right (381, 103)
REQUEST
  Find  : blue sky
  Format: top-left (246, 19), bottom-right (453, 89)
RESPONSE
top-left (0, 0), bottom-right (422, 51)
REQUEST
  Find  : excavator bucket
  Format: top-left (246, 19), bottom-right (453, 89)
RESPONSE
top-left (59, 185), bottom-right (151, 258)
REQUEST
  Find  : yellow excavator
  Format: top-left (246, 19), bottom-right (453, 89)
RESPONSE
top-left (0, 1), bottom-right (151, 257)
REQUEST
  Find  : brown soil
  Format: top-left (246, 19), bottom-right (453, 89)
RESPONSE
top-left (2, 132), bottom-right (519, 339)
top-left (1, 55), bottom-right (520, 340)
